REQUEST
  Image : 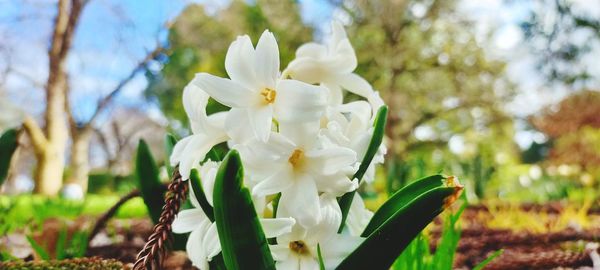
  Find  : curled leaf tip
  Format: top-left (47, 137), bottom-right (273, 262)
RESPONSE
top-left (444, 175), bottom-right (462, 188)
top-left (443, 176), bottom-right (464, 208)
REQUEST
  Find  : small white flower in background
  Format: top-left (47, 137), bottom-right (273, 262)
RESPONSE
top-left (61, 183), bottom-right (84, 200)
top-left (271, 194), bottom-right (362, 270)
top-left (172, 21), bottom-right (387, 270)
top-left (286, 22), bottom-right (379, 107)
top-left (192, 30), bottom-right (328, 143)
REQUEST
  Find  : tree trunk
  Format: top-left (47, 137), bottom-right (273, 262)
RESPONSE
top-left (66, 128), bottom-right (92, 193)
top-left (33, 145), bottom-right (65, 195)
top-left (22, 0), bottom-right (86, 196)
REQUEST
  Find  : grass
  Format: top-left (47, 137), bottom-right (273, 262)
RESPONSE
top-left (0, 194), bottom-right (148, 234)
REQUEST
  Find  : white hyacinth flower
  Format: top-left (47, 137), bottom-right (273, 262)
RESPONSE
top-left (286, 22), bottom-right (377, 106)
top-left (191, 30), bottom-right (328, 143)
top-left (271, 194), bottom-right (363, 270)
top-left (170, 83), bottom-right (228, 179)
top-left (173, 162), bottom-right (296, 269)
top-left (240, 129), bottom-right (358, 228)
top-left (321, 101), bottom-right (386, 183)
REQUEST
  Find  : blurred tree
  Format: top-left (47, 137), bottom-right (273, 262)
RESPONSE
top-left (531, 90), bottom-right (600, 172)
top-left (14, 0), bottom-right (165, 195)
top-left (145, 0), bottom-right (313, 127)
top-left (332, 0), bottom-right (515, 162)
top-left (521, 0), bottom-right (600, 88)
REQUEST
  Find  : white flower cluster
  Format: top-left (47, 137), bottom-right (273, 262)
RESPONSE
top-left (170, 22), bottom-right (386, 270)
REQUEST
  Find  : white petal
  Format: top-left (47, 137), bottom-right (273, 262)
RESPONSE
top-left (334, 73), bottom-right (373, 99)
top-left (331, 21), bottom-right (348, 46)
top-left (173, 209), bottom-right (206, 233)
top-left (178, 134), bottom-right (218, 180)
top-left (206, 111), bottom-right (228, 131)
top-left (255, 30), bottom-right (279, 89)
top-left (305, 147), bottom-right (357, 175)
top-left (203, 222), bottom-right (222, 258)
top-left (279, 121), bottom-right (320, 150)
top-left (296, 42), bottom-right (327, 59)
top-left (329, 38), bottom-right (357, 74)
top-left (346, 193), bottom-right (373, 237)
top-left (249, 104), bottom-right (273, 142)
top-left (182, 83), bottom-right (211, 133)
top-left (170, 136), bottom-right (193, 167)
top-left (286, 58), bottom-right (327, 84)
top-left (225, 108), bottom-right (255, 144)
top-left (314, 174), bottom-right (358, 196)
top-left (279, 175), bottom-right (321, 228)
top-left (260, 217), bottom-right (296, 238)
top-left (188, 181), bottom-right (201, 209)
top-left (299, 256), bottom-right (319, 270)
top-left (199, 162), bottom-right (219, 206)
top-left (252, 167), bottom-right (295, 197)
top-left (193, 73), bottom-right (255, 108)
top-left (225, 35), bottom-right (258, 89)
top-left (337, 101), bottom-right (372, 125)
top-left (319, 234), bottom-right (364, 269)
top-left (276, 257), bottom-right (300, 270)
top-left (246, 132), bottom-right (296, 159)
top-left (307, 194), bottom-right (342, 242)
top-left (322, 82), bottom-right (343, 106)
top-left (271, 244), bottom-right (292, 261)
top-left (274, 80), bottom-right (327, 123)
top-left (186, 227), bottom-right (208, 269)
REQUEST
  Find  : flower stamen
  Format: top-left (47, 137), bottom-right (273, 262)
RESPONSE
top-left (260, 88), bottom-right (277, 104)
top-left (288, 149), bottom-right (304, 168)
top-left (289, 241), bottom-right (310, 255)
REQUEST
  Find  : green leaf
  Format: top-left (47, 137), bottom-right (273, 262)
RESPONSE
top-left (164, 134), bottom-right (178, 177)
top-left (213, 150), bottom-right (275, 270)
top-left (135, 139), bottom-right (167, 224)
top-left (271, 193), bottom-right (281, 218)
top-left (336, 180), bottom-right (462, 270)
top-left (26, 235), bottom-right (50, 260)
top-left (189, 168), bottom-right (214, 222)
top-left (55, 227), bottom-right (68, 260)
top-left (362, 174), bottom-right (446, 236)
top-left (0, 129), bottom-right (19, 186)
top-left (338, 106), bottom-right (388, 232)
top-left (473, 249), bottom-right (503, 270)
top-left (317, 244), bottom-right (326, 270)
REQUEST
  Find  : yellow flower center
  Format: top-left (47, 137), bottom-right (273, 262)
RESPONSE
top-left (288, 149), bottom-right (305, 169)
top-left (260, 88), bottom-right (277, 104)
top-left (289, 241), bottom-right (310, 255)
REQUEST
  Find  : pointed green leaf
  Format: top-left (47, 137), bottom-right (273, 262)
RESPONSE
top-left (26, 235), bottom-right (50, 260)
top-left (317, 244), bottom-right (326, 270)
top-left (213, 150), bottom-right (275, 270)
top-left (338, 106), bottom-right (388, 232)
top-left (0, 129), bottom-right (19, 186)
top-left (135, 140), bottom-right (167, 224)
top-left (337, 180), bottom-right (462, 270)
top-left (164, 134), bottom-right (178, 177)
top-left (473, 249), bottom-right (503, 270)
top-left (55, 226), bottom-right (67, 260)
top-left (362, 174), bottom-right (446, 236)
top-left (189, 168), bottom-right (214, 222)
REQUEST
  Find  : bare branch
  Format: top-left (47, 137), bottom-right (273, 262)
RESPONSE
top-left (22, 116), bottom-right (48, 155)
top-left (83, 45), bottom-right (165, 129)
